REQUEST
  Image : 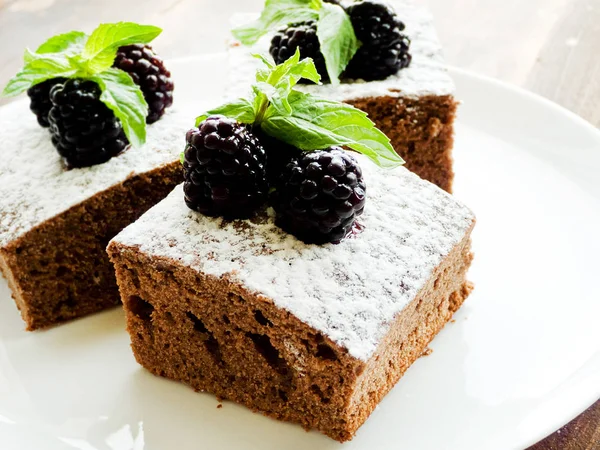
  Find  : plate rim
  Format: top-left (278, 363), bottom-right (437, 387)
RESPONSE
top-left (1, 53), bottom-right (599, 450)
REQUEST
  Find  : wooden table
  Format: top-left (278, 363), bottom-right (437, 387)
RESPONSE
top-left (0, 0), bottom-right (598, 448)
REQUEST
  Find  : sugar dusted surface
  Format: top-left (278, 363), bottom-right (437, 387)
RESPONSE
top-left (112, 155), bottom-right (474, 361)
top-left (228, 0), bottom-right (455, 101)
top-left (0, 99), bottom-right (191, 247)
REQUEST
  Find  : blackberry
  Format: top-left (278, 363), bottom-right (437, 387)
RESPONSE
top-left (48, 79), bottom-right (128, 168)
top-left (113, 44), bottom-right (174, 124)
top-left (272, 147), bottom-right (366, 244)
top-left (270, 21), bottom-right (329, 83)
top-left (183, 116), bottom-right (268, 218)
top-left (27, 78), bottom-right (66, 127)
top-left (345, 0), bottom-right (412, 81)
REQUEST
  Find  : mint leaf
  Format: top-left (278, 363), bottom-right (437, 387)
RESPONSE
top-left (262, 91), bottom-right (403, 168)
top-left (253, 54), bottom-right (274, 83)
top-left (81, 22), bottom-right (162, 73)
top-left (253, 53), bottom-right (275, 72)
top-left (264, 49), bottom-right (320, 87)
top-left (232, 0), bottom-right (322, 45)
top-left (317, 3), bottom-right (359, 85)
top-left (91, 68), bottom-right (148, 147)
top-left (36, 31), bottom-right (88, 55)
top-left (196, 98), bottom-right (256, 126)
top-left (1, 53), bottom-right (77, 97)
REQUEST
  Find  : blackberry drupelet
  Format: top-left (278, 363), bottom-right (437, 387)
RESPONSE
top-left (27, 78), bottom-right (66, 127)
top-left (270, 21), bottom-right (329, 83)
top-left (183, 116), bottom-right (268, 218)
top-left (345, 0), bottom-right (412, 81)
top-left (272, 147), bottom-right (366, 244)
top-left (48, 79), bottom-right (128, 168)
top-left (113, 44), bottom-right (174, 124)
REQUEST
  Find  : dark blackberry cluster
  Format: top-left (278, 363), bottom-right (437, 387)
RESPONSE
top-left (48, 79), bottom-right (128, 168)
top-left (268, 0), bottom-right (411, 83)
top-left (269, 21), bottom-right (329, 83)
top-left (183, 116), bottom-right (268, 218)
top-left (345, 0), bottom-right (412, 80)
top-left (113, 44), bottom-right (174, 123)
top-left (27, 78), bottom-right (66, 127)
top-left (271, 147), bottom-right (366, 244)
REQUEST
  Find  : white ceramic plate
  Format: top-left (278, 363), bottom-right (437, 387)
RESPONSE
top-left (1, 54), bottom-right (599, 450)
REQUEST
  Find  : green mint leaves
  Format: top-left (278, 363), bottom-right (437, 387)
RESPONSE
top-left (1, 22), bottom-right (161, 148)
top-left (262, 91), bottom-right (402, 168)
top-left (3, 53), bottom-right (78, 97)
top-left (196, 50), bottom-right (403, 169)
top-left (232, 0), bottom-right (359, 85)
top-left (317, 3), bottom-right (359, 83)
top-left (91, 68), bottom-right (149, 148)
top-left (35, 31), bottom-right (88, 55)
top-left (81, 23), bottom-right (161, 73)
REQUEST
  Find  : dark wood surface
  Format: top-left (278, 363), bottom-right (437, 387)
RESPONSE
top-left (0, 0), bottom-right (598, 448)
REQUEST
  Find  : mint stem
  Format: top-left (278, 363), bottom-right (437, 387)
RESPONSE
top-left (254, 95), bottom-right (269, 126)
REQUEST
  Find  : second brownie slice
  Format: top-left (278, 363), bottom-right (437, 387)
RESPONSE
top-left (0, 100), bottom-right (189, 330)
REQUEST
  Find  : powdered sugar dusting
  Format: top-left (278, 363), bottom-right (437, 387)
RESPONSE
top-left (228, 0), bottom-right (455, 101)
top-left (0, 99), bottom-right (191, 247)
top-left (112, 155), bottom-right (474, 361)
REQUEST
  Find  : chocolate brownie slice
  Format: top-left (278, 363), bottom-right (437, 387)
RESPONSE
top-left (0, 100), bottom-right (188, 330)
top-left (108, 154), bottom-right (475, 441)
top-left (228, 0), bottom-right (457, 192)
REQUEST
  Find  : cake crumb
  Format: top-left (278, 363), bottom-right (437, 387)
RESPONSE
top-left (217, 403), bottom-right (223, 409)
top-left (451, 319), bottom-right (456, 323)
top-left (421, 347), bottom-right (433, 356)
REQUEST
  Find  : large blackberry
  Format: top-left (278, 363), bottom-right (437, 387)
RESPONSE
top-left (345, 0), bottom-right (411, 81)
top-left (272, 147), bottom-right (366, 244)
top-left (113, 44), bottom-right (174, 124)
top-left (27, 78), bottom-right (66, 127)
top-left (183, 116), bottom-right (268, 218)
top-left (270, 21), bottom-right (329, 83)
top-left (48, 79), bottom-right (128, 168)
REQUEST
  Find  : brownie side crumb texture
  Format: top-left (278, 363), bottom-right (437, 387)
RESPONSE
top-left (0, 162), bottom-right (182, 330)
top-left (108, 225), bottom-right (473, 441)
top-left (348, 94), bottom-right (457, 193)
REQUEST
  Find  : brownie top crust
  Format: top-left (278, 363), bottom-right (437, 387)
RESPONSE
top-left (228, 0), bottom-right (455, 101)
top-left (0, 99), bottom-right (191, 247)
top-left (111, 155), bottom-right (474, 361)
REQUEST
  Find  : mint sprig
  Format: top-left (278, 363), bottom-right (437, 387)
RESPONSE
top-left (1, 22), bottom-right (161, 148)
top-left (232, 0), bottom-right (359, 85)
top-left (196, 50), bottom-right (403, 169)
